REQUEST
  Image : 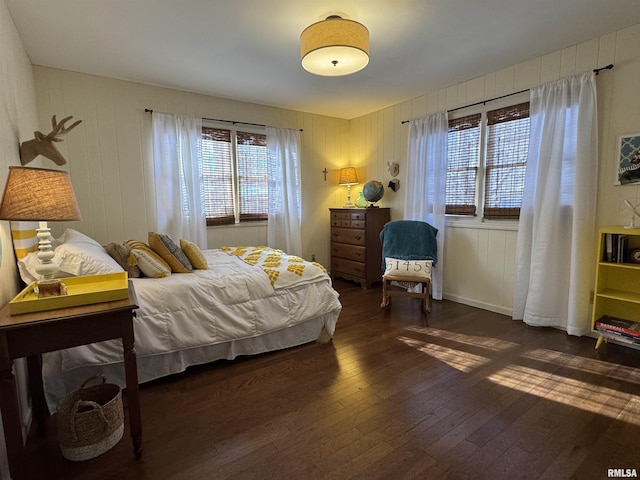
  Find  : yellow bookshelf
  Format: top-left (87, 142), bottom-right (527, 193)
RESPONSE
top-left (592, 227), bottom-right (640, 349)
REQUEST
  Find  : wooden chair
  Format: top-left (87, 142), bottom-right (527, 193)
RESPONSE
top-left (381, 273), bottom-right (432, 313)
top-left (379, 220), bottom-right (438, 314)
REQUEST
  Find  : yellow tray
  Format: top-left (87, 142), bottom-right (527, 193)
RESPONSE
top-left (9, 272), bottom-right (129, 315)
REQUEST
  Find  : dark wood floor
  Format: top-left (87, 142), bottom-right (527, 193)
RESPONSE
top-left (19, 279), bottom-right (640, 479)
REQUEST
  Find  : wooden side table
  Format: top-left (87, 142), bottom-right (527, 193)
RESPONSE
top-left (0, 283), bottom-right (141, 479)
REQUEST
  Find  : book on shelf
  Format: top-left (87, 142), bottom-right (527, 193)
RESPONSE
top-left (603, 233), bottom-right (629, 263)
top-left (595, 315), bottom-right (640, 339)
top-left (596, 328), bottom-right (640, 346)
top-left (605, 233), bottom-right (614, 262)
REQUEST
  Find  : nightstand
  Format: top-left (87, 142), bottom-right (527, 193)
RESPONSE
top-left (0, 283), bottom-right (141, 479)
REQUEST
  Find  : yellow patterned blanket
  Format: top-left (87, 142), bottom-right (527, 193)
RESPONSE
top-left (222, 246), bottom-right (329, 289)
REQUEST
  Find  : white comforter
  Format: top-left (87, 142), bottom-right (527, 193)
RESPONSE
top-left (58, 248), bottom-right (341, 372)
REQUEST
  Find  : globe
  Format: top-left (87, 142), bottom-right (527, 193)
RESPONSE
top-left (363, 180), bottom-right (384, 204)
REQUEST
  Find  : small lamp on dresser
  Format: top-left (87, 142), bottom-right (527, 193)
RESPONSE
top-left (338, 167), bottom-right (359, 208)
top-left (0, 166), bottom-right (82, 296)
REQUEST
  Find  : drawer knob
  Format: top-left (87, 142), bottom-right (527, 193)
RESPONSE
top-left (354, 236), bottom-right (362, 240)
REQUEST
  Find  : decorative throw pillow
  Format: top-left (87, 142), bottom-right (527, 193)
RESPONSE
top-left (104, 242), bottom-right (142, 278)
top-left (148, 232), bottom-right (193, 273)
top-left (383, 257), bottom-right (433, 279)
top-left (17, 229), bottom-right (124, 284)
top-left (180, 239), bottom-right (208, 270)
top-left (10, 221), bottom-right (39, 260)
top-left (126, 240), bottom-right (171, 278)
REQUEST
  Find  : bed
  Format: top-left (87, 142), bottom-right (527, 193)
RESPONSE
top-left (14, 229), bottom-right (341, 411)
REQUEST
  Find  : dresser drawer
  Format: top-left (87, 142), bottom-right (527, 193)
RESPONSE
top-left (330, 211), bottom-right (352, 221)
top-left (332, 258), bottom-right (366, 279)
top-left (330, 219), bottom-right (365, 228)
top-left (331, 243), bottom-right (366, 262)
top-left (330, 211), bottom-right (366, 228)
top-left (329, 208), bottom-right (390, 289)
top-left (331, 227), bottom-right (365, 246)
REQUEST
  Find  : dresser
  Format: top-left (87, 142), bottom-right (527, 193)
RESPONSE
top-left (330, 208), bottom-right (391, 288)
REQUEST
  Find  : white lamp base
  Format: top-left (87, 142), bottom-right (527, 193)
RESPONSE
top-left (34, 221), bottom-right (66, 297)
top-left (343, 184), bottom-right (354, 208)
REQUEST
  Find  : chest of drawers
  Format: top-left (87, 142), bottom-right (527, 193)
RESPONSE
top-left (329, 208), bottom-right (390, 288)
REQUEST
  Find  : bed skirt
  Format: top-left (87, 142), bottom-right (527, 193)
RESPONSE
top-left (42, 310), bottom-right (338, 412)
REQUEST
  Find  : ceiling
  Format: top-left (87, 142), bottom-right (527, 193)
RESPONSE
top-left (7, 0), bottom-right (640, 119)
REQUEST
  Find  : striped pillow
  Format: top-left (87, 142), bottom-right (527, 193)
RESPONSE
top-left (10, 221), bottom-right (39, 259)
top-left (125, 240), bottom-right (171, 278)
top-left (148, 232), bottom-right (192, 273)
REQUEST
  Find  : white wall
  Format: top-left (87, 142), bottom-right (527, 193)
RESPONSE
top-left (0, 1), bottom-right (39, 477)
top-left (31, 67), bottom-right (351, 267)
top-left (351, 23), bottom-right (640, 316)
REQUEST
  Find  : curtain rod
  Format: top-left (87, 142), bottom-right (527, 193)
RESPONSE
top-left (401, 64), bottom-right (614, 124)
top-left (144, 109), bottom-right (303, 132)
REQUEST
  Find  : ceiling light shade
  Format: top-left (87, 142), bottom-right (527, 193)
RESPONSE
top-left (301, 15), bottom-right (369, 76)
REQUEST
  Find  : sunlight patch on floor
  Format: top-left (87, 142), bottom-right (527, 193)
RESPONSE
top-left (404, 326), bottom-right (519, 352)
top-left (397, 335), bottom-right (490, 372)
top-left (486, 363), bottom-right (640, 425)
top-left (522, 347), bottom-right (640, 385)
top-left (397, 331), bottom-right (640, 425)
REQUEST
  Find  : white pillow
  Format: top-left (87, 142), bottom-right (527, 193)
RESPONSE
top-left (384, 257), bottom-right (433, 279)
top-left (17, 229), bottom-right (124, 284)
top-left (58, 228), bottom-right (103, 247)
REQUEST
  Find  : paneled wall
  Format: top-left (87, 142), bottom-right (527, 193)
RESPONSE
top-left (31, 67), bottom-right (351, 267)
top-left (0, 1), bottom-right (39, 478)
top-left (350, 23), bottom-right (640, 315)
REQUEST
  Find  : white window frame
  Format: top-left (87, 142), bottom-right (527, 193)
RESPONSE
top-left (446, 91), bottom-right (529, 229)
top-left (201, 120), bottom-right (268, 226)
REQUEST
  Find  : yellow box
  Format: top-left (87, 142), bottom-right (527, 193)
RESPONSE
top-left (9, 272), bottom-right (129, 315)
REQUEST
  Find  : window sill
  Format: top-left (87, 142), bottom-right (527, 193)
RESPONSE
top-left (207, 221), bottom-right (267, 229)
top-left (445, 216), bottom-right (519, 231)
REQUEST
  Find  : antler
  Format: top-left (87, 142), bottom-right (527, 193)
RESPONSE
top-left (46, 115), bottom-right (82, 142)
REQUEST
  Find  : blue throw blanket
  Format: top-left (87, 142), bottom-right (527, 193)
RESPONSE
top-left (380, 220), bottom-right (438, 271)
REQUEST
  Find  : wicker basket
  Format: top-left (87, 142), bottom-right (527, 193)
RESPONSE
top-left (57, 375), bottom-right (124, 461)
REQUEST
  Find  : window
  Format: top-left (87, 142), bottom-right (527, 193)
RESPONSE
top-left (201, 126), bottom-right (268, 226)
top-left (446, 101), bottom-right (530, 220)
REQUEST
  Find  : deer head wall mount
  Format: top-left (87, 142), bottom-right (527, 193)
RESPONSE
top-left (19, 115), bottom-right (82, 166)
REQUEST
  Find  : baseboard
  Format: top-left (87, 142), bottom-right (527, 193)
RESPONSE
top-left (442, 293), bottom-right (513, 317)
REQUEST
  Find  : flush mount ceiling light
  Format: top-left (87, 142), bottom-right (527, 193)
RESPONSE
top-left (300, 15), bottom-right (369, 76)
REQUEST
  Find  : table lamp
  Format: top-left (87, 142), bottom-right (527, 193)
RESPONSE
top-left (0, 166), bottom-right (82, 296)
top-left (338, 167), bottom-right (359, 207)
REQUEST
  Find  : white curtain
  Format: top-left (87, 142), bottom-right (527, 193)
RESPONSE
top-left (152, 112), bottom-right (206, 248)
top-left (266, 127), bottom-right (302, 256)
top-left (405, 111), bottom-right (449, 300)
top-left (513, 72), bottom-right (598, 336)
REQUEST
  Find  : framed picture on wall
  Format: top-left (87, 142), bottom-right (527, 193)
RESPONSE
top-left (615, 133), bottom-right (640, 185)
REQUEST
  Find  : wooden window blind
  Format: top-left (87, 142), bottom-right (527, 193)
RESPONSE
top-left (201, 127), bottom-right (268, 226)
top-left (446, 114), bottom-right (481, 215)
top-left (484, 102), bottom-right (530, 219)
top-left (236, 131), bottom-right (268, 221)
top-left (201, 127), bottom-right (235, 225)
